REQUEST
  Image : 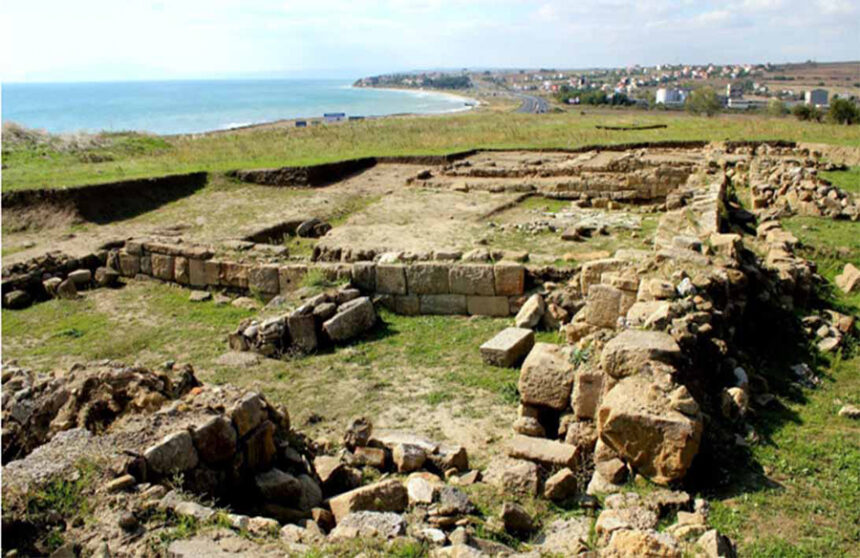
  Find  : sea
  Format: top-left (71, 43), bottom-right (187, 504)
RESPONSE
top-left (1, 79), bottom-right (473, 135)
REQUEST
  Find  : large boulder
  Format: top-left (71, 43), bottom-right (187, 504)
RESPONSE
top-left (600, 329), bottom-right (681, 379)
top-left (518, 343), bottom-right (574, 410)
top-left (597, 375), bottom-right (702, 484)
top-left (322, 297), bottom-right (377, 343)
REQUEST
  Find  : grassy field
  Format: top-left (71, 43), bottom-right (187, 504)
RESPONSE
top-left (3, 110), bottom-right (860, 191)
top-left (1, 280), bottom-right (566, 445)
top-left (701, 170), bottom-right (859, 556)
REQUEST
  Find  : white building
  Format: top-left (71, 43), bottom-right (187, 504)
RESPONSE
top-left (655, 88), bottom-right (687, 106)
top-left (804, 89), bottom-right (828, 107)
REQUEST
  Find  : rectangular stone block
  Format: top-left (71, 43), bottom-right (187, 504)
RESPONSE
top-left (580, 258), bottom-right (623, 296)
top-left (506, 435), bottom-right (579, 468)
top-left (151, 253), bottom-right (175, 281)
top-left (419, 294), bottom-right (466, 315)
top-left (174, 256), bottom-right (190, 285)
top-left (406, 263), bottom-right (450, 295)
top-left (220, 262), bottom-right (249, 289)
top-left (467, 296), bottom-right (510, 317)
top-left (480, 327), bottom-right (534, 367)
top-left (140, 254), bottom-right (152, 275)
top-left (394, 295), bottom-right (420, 315)
top-left (287, 314), bottom-right (317, 353)
top-left (352, 262), bottom-right (376, 292)
top-left (585, 284), bottom-right (624, 328)
top-left (118, 252), bottom-right (140, 277)
top-left (248, 265), bottom-right (280, 294)
top-left (204, 260), bottom-right (221, 286)
top-left (572, 366), bottom-right (604, 420)
top-left (450, 264), bottom-right (495, 295)
top-left (188, 259), bottom-right (207, 287)
top-left (125, 240), bottom-right (144, 255)
top-left (278, 265), bottom-right (308, 293)
top-left (494, 263), bottom-right (525, 296)
top-left (376, 264), bottom-right (407, 295)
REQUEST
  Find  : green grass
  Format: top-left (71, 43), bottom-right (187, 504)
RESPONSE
top-left (1, 282), bottom-right (255, 369)
top-left (1, 281), bottom-right (532, 440)
top-left (706, 214), bottom-right (860, 556)
top-left (19, 460), bottom-right (101, 552)
top-left (4, 111), bottom-right (860, 191)
top-left (821, 166), bottom-right (860, 194)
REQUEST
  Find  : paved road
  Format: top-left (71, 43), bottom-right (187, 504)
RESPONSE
top-left (515, 94), bottom-right (550, 114)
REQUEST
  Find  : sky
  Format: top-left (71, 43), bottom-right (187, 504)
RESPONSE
top-left (1, 0), bottom-right (858, 83)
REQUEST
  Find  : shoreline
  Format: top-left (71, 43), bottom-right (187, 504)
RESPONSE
top-left (176, 85), bottom-right (481, 138)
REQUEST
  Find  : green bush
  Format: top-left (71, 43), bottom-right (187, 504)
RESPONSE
top-left (792, 104), bottom-right (822, 122)
top-left (828, 99), bottom-right (860, 125)
top-left (686, 87), bottom-right (721, 116)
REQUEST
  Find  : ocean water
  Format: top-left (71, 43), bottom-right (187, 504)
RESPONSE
top-left (1, 79), bottom-right (473, 135)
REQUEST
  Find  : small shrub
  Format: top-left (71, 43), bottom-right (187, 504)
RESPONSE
top-left (828, 99), bottom-right (860, 125)
top-left (686, 87), bottom-right (721, 117)
top-left (792, 104), bottom-right (822, 122)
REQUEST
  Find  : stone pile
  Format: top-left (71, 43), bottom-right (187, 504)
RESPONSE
top-left (138, 390), bottom-right (321, 517)
top-left (1, 250), bottom-right (118, 309)
top-left (757, 219), bottom-right (816, 307)
top-left (229, 286), bottom-right (378, 357)
top-left (749, 156), bottom-right (858, 220)
top-left (1, 361), bottom-right (198, 464)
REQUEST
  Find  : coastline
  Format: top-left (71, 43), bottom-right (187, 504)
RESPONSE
top-left (191, 85), bottom-right (481, 137)
top-left (351, 84), bottom-right (480, 108)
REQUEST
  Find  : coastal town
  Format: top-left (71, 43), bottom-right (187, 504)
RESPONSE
top-left (355, 60), bottom-right (860, 115)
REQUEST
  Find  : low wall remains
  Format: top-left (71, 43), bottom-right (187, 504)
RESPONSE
top-left (105, 240), bottom-right (532, 317)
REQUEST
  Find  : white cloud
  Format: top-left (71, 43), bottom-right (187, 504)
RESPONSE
top-left (1, 0), bottom-right (857, 82)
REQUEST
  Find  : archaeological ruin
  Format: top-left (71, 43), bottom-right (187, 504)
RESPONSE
top-left (2, 140), bottom-right (858, 557)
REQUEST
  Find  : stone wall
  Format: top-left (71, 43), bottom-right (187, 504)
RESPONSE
top-left (102, 240), bottom-right (529, 317)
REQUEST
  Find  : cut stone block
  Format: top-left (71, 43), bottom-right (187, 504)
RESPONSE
top-left (406, 263), bottom-right (450, 294)
top-left (494, 262), bottom-right (525, 296)
top-left (420, 294), bottom-right (466, 315)
top-left (480, 327), bottom-right (535, 367)
top-left (328, 479), bottom-right (408, 522)
top-left (376, 264), bottom-right (407, 295)
top-left (450, 264), bottom-right (495, 295)
top-left (188, 259), bottom-right (207, 287)
top-left (467, 296), bottom-right (510, 317)
top-left (279, 265), bottom-right (308, 293)
top-left (249, 265), bottom-right (280, 294)
top-left (506, 435), bottom-right (579, 468)
top-left (518, 342), bottom-right (574, 410)
top-left (174, 257), bottom-right (190, 285)
top-left (394, 295), bottom-right (420, 315)
top-left (204, 260), bottom-right (221, 286)
top-left (220, 262), bottom-right (249, 288)
top-left (118, 253), bottom-right (140, 277)
top-left (322, 297), bottom-right (377, 343)
top-left (151, 253), bottom-right (175, 281)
